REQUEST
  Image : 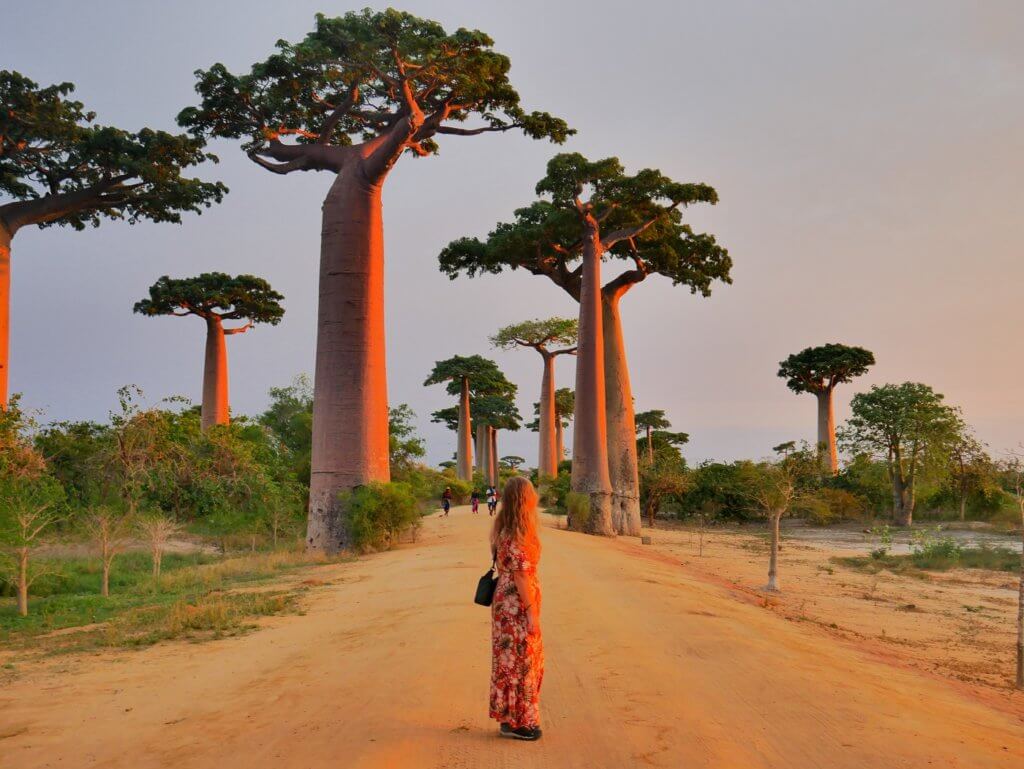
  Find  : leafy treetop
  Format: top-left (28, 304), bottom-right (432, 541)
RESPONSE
top-left (491, 317), bottom-right (577, 355)
top-left (777, 343), bottom-right (875, 395)
top-left (134, 273), bottom-right (285, 329)
top-left (177, 9), bottom-right (572, 180)
top-left (525, 387), bottom-right (574, 431)
top-left (635, 409), bottom-right (671, 433)
top-left (424, 354), bottom-right (515, 399)
top-left (439, 152), bottom-right (731, 301)
top-left (0, 71), bottom-right (225, 237)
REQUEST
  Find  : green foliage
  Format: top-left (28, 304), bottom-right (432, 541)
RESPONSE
top-left (635, 410), bottom-right (671, 432)
top-left (134, 273), bottom-right (285, 326)
top-left (424, 354), bottom-right (514, 398)
top-left (566, 491), bottom-right (591, 528)
top-left (909, 526), bottom-right (963, 567)
top-left (640, 450), bottom-right (690, 523)
top-left (490, 317), bottom-right (577, 351)
top-left (500, 455), bottom-right (525, 471)
top-left (538, 471), bottom-right (571, 515)
top-left (389, 404), bottom-right (426, 471)
top-left (340, 482), bottom-right (420, 552)
top-left (178, 10), bottom-right (571, 158)
top-left (777, 344), bottom-right (875, 395)
top-left (869, 524), bottom-right (893, 559)
top-left (439, 153), bottom-right (730, 302)
top-left (679, 461), bottom-right (757, 520)
top-left (840, 544), bottom-right (1019, 575)
top-left (1, 70), bottom-right (225, 233)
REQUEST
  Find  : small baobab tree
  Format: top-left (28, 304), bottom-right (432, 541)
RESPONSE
top-left (134, 273), bottom-right (284, 430)
top-left (179, 9), bottom-right (570, 553)
top-left (441, 153), bottom-right (730, 536)
top-left (84, 506), bottom-right (133, 597)
top-left (0, 70), bottom-right (225, 407)
top-left (777, 344), bottom-right (875, 473)
top-left (840, 383), bottom-right (963, 526)
top-left (424, 355), bottom-right (510, 482)
top-left (474, 393), bottom-right (522, 486)
top-left (501, 456), bottom-right (526, 472)
top-left (634, 410), bottom-right (672, 464)
top-left (737, 459), bottom-right (803, 593)
top-left (491, 317), bottom-right (577, 479)
top-left (136, 513), bottom-right (183, 579)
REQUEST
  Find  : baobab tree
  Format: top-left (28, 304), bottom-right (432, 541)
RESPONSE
top-left (777, 344), bottom-right (875, 473)
top-left (473, 392), bottom-right (522, 485)
top-left (424, 355), bottom-right (512, 482)
top-left (526, 387), bottom-right (575, 466)
top-left (179, 10), bottom-right (570, 552)
top-left (0, 70), bottom-right (225, 407)
top-left (134, 273), bottom-right (284, 430)
top-left (491, 317), bottom-right (576, 479)
top-left (739, 461), bottom-right (798, 593)
top-left (841, 383), bottom-right (963, 526)
top-left (440, 153), bottom-right (730, 535)
top-left (635, 410), bottom-right (671, 463)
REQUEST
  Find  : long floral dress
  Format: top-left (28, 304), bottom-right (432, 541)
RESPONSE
top-left (489, 533), bottom-right (544, 729)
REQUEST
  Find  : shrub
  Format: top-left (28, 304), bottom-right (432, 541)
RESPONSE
top-left (340, 482), bottom-right (420, 552)
top-left (566, 491), bottom-right (591, 529)
top-left (538, 471), bottom-right (571, 515)
top-left (910, 526), bottom-right (962, 568)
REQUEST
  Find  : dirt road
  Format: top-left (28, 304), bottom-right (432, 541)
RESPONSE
top-left (3, 507), bottom-right (1023, 768)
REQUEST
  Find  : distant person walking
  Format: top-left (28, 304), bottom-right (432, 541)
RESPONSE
top-left (486, 485), bottom-right (498, 516)
top-left (489, 477), bottom-right (544, 741)
top-left (441, 486), bottom-right (453, 516)
top-left (471, 490), bottom-right (480, 514)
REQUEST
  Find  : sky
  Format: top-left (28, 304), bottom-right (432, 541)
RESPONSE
top-left (5, 0), bottom-right (1024, 466)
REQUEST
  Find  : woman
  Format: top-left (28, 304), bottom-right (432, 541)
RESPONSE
top-left (489, 476), bottom-right (544, 740)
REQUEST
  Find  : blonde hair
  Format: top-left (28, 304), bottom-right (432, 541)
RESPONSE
top-left (491, 476), bottom-right (540, 552)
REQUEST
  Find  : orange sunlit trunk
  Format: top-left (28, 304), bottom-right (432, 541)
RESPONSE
top-left (308, 168), bottom-right (392, 553)
top-left (537, 352), bottom-right (558, 479)
top-left (816, 389), bottom-right (838, 474)
top-left (201, 315), bottom-right (230, 430)
top-left (456, 376), bottom-right (473, 482)
top-left (602, 290), bottom-right (641, 535)
top-left (0, 227), bottom-right (10, 409)
top-left (570, 218), bottom-right (614, 535)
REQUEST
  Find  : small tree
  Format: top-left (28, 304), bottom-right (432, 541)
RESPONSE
top-left (635, 410), bottom-right (671, 464)
top-left (947, 432), bottom-right (993, 521)
top-left (840, 383), bottom-right (963, 526)
top-left (639, 451), bottom-right (689, 527)
top-left (0, 477), bottom-right (64, 616)
top-left (136, 513), bottom-right (182, 578)
top-left (0, 71), bottom-right (225, 406)
top-left (134, 274), bottom-right (284, 430)
top-left (501, 455), bottom-right (526, 472)
top-left (84, 506), bottom-right (133, 597)
top-left (491, 317), bottom-right (577, 478)
top-left (738, 461), bottom-right (800, 592)
top-left (777, 344), bottom-right (875, 473)
top-left (389, 404), bottom-right (426, 473)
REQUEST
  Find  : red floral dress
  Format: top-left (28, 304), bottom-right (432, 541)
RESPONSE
top-left (489, 533), bottom-right (544, 729)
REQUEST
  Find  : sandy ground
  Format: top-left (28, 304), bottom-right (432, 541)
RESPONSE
top-left (647, 521), bottom-right (1024, 692)
top-left (1, 507), bottom-right (1023, 769)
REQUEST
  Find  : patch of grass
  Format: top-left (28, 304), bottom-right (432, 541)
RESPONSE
top-left (0, 549), bottom-right (339, 648)
top-left (835, 545), bottom-right (1020, 575)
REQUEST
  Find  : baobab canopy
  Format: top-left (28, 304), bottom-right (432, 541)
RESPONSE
top-left (133, 273), bottom-right (285, 325)
top-left (177, 9), bottom-right (573, 170)
top-left (438, 153), bottom-right (732, 298)
top-left (0, 70), bottom-right (226, 234)
top-left (777, 344), bottom-right (876, 395)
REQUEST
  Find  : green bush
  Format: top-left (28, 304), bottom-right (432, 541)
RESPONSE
top-left (340, 482), bottom-right (420, 552)
top-left (910, 526), bottom-right (962, 568)
top-left (538, 471), bottom-right (571, 515)
top-left (566, 491), bottom-right (591, 529)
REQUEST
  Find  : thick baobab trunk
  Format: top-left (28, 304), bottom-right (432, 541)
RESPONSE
top-left (308, 169), bottom-right (391, 553)
top-left (17, 547), bottom-right (28, 616)
top-left (555, 417), bottom-right (565, 467)
top-left (456, 376), bottom-right (473, 482)
top-left (537, 352), bottom-right (558, 479)
top-left (0, 226), bottom-right (11, 408)
top-left (201, 316), bottom-right (230, 431)
top-left (765, 511), bottom-right (782, 591)
top-left (816, 389), bottom-right (838, 474)
top-left (892, 470), bottom-right (915, 526)
top-left (489, 427), bottom-right (499, 486)
top-left (570, 223), bottom-right (613, 536)
top-left (476, 423), bottom-right (488, 480)
top-left (602, 290), bottom-right (641, 536)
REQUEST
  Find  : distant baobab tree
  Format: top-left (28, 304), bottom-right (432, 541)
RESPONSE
top-left (491, 317), bottom-right (577, 479)
top-left (134, 273), bottom-right (284, 430)
top-left (441, 153), bottom-right (729, 535)
top-left (0, 70), bottom-right (225, 408)
top-left (777, 343), bottom-right (875, 473)
top-left (635, 410), bottom-right (671, 464)
top-left (178, 9), bottom-right (570, 552)
top-left (425, 355), bottom-right (516, 483)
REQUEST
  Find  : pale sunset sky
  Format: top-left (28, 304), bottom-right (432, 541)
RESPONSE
top-left (4, 0), bottom-right (1023, 465)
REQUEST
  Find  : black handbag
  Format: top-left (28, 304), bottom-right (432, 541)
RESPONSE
top-left (474, 557), bottom-right (498, 607)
